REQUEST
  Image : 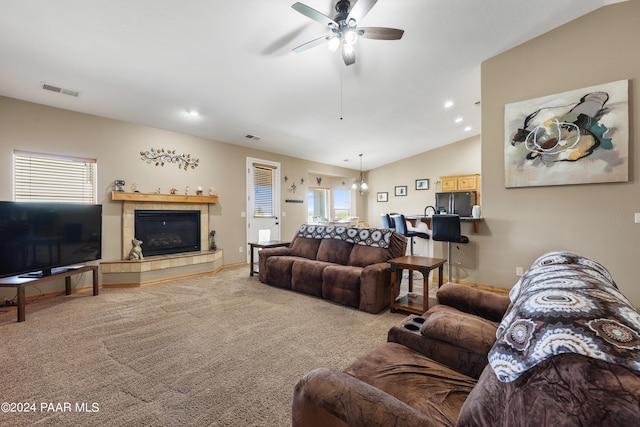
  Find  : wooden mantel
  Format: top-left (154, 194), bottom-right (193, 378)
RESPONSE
top-left (111, 191), bottom-right (218, 204)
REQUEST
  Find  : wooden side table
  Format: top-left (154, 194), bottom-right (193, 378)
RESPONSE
top-left (248, 241), bottom-right (290, 276)
top-left (388, 256), bottom-right (446, 314)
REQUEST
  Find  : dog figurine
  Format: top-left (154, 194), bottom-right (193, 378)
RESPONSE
top-left (128, 238), bottom-right (144, 260)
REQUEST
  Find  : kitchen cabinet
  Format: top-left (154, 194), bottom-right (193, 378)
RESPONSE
top-left (440, 174), bottom-right (480, 192)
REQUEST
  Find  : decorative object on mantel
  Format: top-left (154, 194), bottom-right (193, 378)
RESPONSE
top-left (170, 188), bottom-right (177, 194)
top-left (128, 238), bottom-right (144, 260)
top-left (209, 187), bottom-right (217, 197)
top-left (140, 148), bottom-right (200, 171)
top-left (285, 199), bottom-right (304, 203)
top-left (185, 186), bottom-right (190, 195)
top-left (209, 230), bottom-right (217, 251)
top-left (196, 186), bottom-right (203, 196)
top-left (114, 179), bottom-right (125, 192)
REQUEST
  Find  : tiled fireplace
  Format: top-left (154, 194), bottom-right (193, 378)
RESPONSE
top-left (101, 195), bottom-right (223, 287)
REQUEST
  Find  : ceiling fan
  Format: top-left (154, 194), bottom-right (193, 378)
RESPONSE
top-left (291, 0), bottom-right (404, 66)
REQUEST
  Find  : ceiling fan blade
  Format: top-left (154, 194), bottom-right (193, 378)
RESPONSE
top-left (291, 2), bottom-right (337, 28)
top-left (347, 0), bottom-right (378, 23)
top-left (342, 45), bottom-right (356, 66)
top-left (292, 35), bottom-right (332, 52)
top-left (359, 27), bottom-right (404, 40)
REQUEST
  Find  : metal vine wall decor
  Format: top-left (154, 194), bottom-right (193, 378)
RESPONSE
top-left (140, 148), bottom-right (199, 171)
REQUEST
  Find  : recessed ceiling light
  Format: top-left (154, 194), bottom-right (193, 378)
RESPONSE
top-left (187, 109), bottom-right (200, 117)
top-left (455, 117), bottom-right (463, 123)
top-left (444, 101), bottom-right (454, 109)
top-left (464, 126), bottom-right (472, 132)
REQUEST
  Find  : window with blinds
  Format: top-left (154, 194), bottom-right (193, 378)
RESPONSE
top-left (14, 150), bottom-right (97, 204)
top-left (253, 163), bottom-right (275, 218)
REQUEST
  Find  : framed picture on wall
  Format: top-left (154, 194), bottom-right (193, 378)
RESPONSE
top-left (377, 192), bottom-right (388, 202)
top-left (415, 179), bottom-right (429, 190)
top-left (395, 186), bottom-right (407, 196)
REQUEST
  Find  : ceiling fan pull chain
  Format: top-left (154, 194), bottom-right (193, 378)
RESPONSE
top-left (340, 67), bottom-right (344, 120)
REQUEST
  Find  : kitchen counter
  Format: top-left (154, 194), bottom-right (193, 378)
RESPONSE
top-left (406, 215), bottom-right (483, 233)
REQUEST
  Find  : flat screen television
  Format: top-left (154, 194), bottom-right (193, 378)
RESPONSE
top-left (0, 201), bottom-right (102, 278)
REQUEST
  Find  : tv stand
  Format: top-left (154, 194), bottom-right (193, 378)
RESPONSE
top-left (0, 265), bottom-right (98, 322)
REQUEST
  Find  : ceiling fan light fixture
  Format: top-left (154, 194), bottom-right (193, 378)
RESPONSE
top-left (343, 29), bottom-right (358, 45)
top-left (291, 0), bottom-right (404, 66)
top-left (327, 36), bottom-right (340, 52)
top-left (343, 43), bottom-right (355, 55)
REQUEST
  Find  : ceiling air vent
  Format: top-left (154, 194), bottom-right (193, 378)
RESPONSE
top-left (41, 82), bottom-right (80, 98)
top-left (245, 134), bottom-right (261, 141)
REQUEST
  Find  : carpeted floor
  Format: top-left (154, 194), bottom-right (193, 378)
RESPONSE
top-left (0, 265), bottom-right (408, 426)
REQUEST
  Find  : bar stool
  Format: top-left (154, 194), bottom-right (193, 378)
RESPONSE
top-left (380, 213), bottom-right (395, 229)
top-left (392, 214), bottom-right (429, 256)
top-left (431, 214), bottom-right (469, 283)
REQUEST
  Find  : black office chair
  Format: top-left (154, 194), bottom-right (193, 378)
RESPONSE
top-left (431, 214), bottom-right (469, 283)
top-left (380, 213), bottom-right (395, 229)
top-left (392, 214), bottom-right (429, 256)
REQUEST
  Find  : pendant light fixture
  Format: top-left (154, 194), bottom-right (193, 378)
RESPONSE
top-left (352, 153), bottom-right (368, 195)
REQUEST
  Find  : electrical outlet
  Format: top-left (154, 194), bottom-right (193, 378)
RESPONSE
top-left (635, 213), bottom-right (640, 224)
top-left (239, 246), bottom-right (243, 253)
top-left (516, 267), bottom-right (524, 276)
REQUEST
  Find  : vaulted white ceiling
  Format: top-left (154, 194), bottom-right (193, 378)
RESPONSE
top-left (0, 0), bottom-right (624, 170)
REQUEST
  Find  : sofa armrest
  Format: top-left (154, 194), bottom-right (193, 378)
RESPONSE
top-left (358, 262), bottom-right (391, 313)
top-left (388, 321), bottom-right (491, 379)
top-left (436, 282), bottom-right (510, 322)
top-left (258, 246), bottom-right (292, 282)
top-left (292, 367), bottom-right (435, 427)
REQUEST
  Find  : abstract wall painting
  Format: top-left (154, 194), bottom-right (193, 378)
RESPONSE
top-left (504, 79), bottom-right (628, 188)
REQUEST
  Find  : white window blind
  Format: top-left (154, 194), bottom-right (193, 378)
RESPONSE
top-left (253, 163), bottom-right (275, 218)
top-left (14, 150), bottom-right (97, 204)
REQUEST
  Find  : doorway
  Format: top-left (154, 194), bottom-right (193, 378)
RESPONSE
top-left (246, 157), bottom-right (281, 261)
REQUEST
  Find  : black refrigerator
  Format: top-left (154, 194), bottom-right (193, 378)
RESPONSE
top-left (435, 191), bottom-right (477, 217)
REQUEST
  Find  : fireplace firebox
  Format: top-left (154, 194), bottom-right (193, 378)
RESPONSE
top-left (134, 210), bottom-right (201, 257)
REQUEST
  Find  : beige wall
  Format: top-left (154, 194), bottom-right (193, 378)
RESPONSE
top-left (0, 96), bottom-right (363, 297)
top-left (480, 1), bottom-right (639, 305)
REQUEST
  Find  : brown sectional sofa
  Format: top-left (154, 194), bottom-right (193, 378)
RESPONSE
top-left (292, 251), bottom-right (640, 426)
top-left (258, 224), bottom-right (407, 313)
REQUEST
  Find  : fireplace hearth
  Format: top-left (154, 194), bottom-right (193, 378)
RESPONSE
top-left (134, 210), bottom-right (201, 257)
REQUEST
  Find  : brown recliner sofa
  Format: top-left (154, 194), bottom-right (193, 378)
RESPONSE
top-left (388, 282), bottom-right (511, 379)
top-left (258, 224), bottom-right (407, 313)
top-left (292, 251), bottom-right (640, 426)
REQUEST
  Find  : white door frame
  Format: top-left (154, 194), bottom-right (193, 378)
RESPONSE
top-left (246, 157), bottom-right (281, 262)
